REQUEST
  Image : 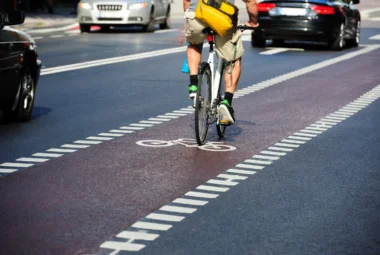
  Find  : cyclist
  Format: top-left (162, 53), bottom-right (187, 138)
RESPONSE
top-left (184, 0), bottom-right (259, 125)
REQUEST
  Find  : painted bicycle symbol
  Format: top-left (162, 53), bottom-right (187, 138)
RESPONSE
top-left (136, 138), bottom-right (236, 152)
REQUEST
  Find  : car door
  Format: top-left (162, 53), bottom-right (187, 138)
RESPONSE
top-left (0, 27), bottom-right (23, 108)
top-left (154, 0), bottom-right (165, 21)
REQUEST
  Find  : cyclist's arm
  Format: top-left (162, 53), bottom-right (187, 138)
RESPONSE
top-left (243, 0), bottom-right (259, 27)
top-left (183, 0), bottom-right (190, 11)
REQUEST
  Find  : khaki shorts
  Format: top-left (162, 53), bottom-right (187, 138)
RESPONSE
top-left (184, 11), bottom-right (244, 62)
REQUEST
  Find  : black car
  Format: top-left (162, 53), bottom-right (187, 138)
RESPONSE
top-left (0, 10), bottom-right (42, 121)
top-left (252, 0), bottom-right (361, 50)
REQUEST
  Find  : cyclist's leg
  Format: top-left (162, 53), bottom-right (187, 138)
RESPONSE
top-left (215, 28), bottom-right (244, 124)
top-left (185, 11), bottom-right (207, 99)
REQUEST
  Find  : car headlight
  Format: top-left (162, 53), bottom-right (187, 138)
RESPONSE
top-left (78, 2), bottom-right (93, 10)
top-left (129, 2), bottom-right (148, 9)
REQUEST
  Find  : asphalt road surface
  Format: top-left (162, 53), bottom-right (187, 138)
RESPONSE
top-left (1, 10), bottom-right (380, 255)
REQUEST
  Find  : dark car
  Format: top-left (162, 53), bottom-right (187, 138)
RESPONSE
top-left (252, 0), bottom-right (361, 50)
top-left (0, 10), bottom-right (42, 121)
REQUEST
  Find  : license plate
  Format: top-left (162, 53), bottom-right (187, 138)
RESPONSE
top-left (99, 11), bottom-right (121, 18)
top-left (278, 7), bottom-right (307, 16)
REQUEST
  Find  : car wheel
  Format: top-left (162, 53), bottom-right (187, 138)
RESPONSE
top-left (329, 23), bottom-right (345, 51)
top-left (80, 24), bottom-right (90, 33)
top-left (101, 25), bottom-right (110, 32)
top-left (4, 69), bottom-right (35, 122)
top-left (346, 21), bottom-right (360, 47)
top-left (159, 8), bottom-right (170, 29)
top-left (251, 32), bottom-right (266, 48)
top-left (143, 8), bottom-right (155, 32)
top-left (272, 39), bottom-right (285, 47)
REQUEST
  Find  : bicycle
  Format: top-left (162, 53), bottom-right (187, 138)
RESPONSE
top-left (194, 25), bottom-right (256, 145)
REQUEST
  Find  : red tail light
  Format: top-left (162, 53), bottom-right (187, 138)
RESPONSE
top-left (258, 3), bottom-right (276, 12)
top-left (311, 5), bottom-right (335, 15)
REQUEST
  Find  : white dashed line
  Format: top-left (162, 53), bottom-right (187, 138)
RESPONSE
top-left (33, 153), bottom-right (63, 158)
top-left (16, 157), bottom-right (49, 163)
top-left (48, 148), bottom-right (77, 153)
top-left (0, 168), bottom-right (18, 173)
top-left (132, 222), bottom-right (172, 231)
top-left (159, 205), bottom-right (197, 214)
top-left (61, 144), bottom-right (90, 149)
top-left (146, 213), bottom-right (185, 222)
top-left (0, 162), bottom-right (33, 168)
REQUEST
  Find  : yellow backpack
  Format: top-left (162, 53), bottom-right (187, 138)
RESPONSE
top-left (195, 0), bottom-right (239, 36)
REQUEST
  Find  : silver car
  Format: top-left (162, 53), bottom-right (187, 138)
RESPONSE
top-left (77, 0), bottom-right (171, 33)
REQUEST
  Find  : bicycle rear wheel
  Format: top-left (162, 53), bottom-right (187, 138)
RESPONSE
top-left (216, 61), bottom-right (227, 138)
top-left (195, 64), bottom-right (211, 145)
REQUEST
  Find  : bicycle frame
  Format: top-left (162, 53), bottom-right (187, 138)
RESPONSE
top-left (205, 32), bottom-right (225, 115)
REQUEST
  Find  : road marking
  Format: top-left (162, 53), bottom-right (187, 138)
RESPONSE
top-left (130, 123), bottom-right (154, 127)
top-left (117, 231), bottom-right (159, 240)
top-left (0, 168), bottom-right (18, 173)
top-left (98, 133), bottom-right (124, 137)
top-left (132, 222), bottom-right (172, 231)
top-left (236, 164), bottom-right (264, 170)
top-left (159, 205), bottom-right (197, 214)
top-left (281, 139), bottom-right (306, 144)
top-left (33, 36), bottom-right (44, 40)
top-left (109, 129), bottom-right (135, 134)
top-left (146, 213), bottom-right (185, 222)
top-left (268, 146), bottom-right (294, 152)
top-left (74, 140), bottom-right (102, 145)
top-left (33, 153), bottom-right (63, 158)
top-left (16, 157), bottom-right (49, 163)
top-left (0, 162), bottom-right (33, 168)
top-left (100, 241), bottom-right (145, 252)
top-left (260, 48), bottom-right (290, 55)
top-left (260, 150), bottom-right (287, 156)
top-left (148, 118), bottom-right (171, 122)
top-left (86, 136), bottom-right (114, 141)
top-left (288, 135), bottom-right (312, 141)
top-left (196, 185), bottom-right (229, 192)
top-left (227, 169), bottom-right (257, 175)
top-left (244, 159), bottom-right (273, 165)
top-left (120, 126), bottom-right (144, 130)
top-left (61, 144), bottom-right (90, 149)
top-left (253, 155), bottom-right (280, 160)
top-left (140, 120), bottom-right (162, 124)
top-left (185, 191), bottom-right (219, 199)
top-left (47, 148), bottom-right (76, 153)
top-left (173, 198), bottom-right (208, 206)
top-left (50, 35), bottom-right (64, 38)
top-left (98, 85), bottom-right (380, 254)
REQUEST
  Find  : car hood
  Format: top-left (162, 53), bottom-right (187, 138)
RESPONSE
top-left (81, 0), bottom-right (151, 4)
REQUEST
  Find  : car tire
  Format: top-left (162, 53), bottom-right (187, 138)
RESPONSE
top-left (272, 39), bottom-right (285, 47)
top-left (80, 24), bottom-right (90, 33)
top-left (329, 23), bottom-right (345, 51)
top-left (346, 21), bottom-right (360, 47)
top-left (143, 8), bottom-right (155, 32)
top-left (251, 32), bottom-right (266, 48)
top-left (159, 8), bottom-right (171, 29)
top-left (101, 25), bottom-right (110, 32)
top-left (3, 68), bottom-right (35, 122)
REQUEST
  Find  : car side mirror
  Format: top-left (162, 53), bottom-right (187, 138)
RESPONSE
top-left (4, 10), bottom-right (25, 26)
top-left (0, 13), bottom-right (4, 30)
top-left (351, 0), bottom-right (360, 4)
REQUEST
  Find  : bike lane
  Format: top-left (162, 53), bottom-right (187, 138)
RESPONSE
top-left (1, 49), bottom-right (380, 255)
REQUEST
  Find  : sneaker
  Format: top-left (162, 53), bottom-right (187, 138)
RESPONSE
top-left (218, 100), bottom-right (235, 125)
top-left (188, 84), bottom-right (197, 99)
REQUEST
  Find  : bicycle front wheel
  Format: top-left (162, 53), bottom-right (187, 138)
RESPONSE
top-left (195, 63), bottom-right (211, 145)
top-left (216, 60), bottom-right (227, 138)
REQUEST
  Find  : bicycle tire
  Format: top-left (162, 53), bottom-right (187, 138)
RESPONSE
top-left (195, 63), bottom-right (211, 145)
top-left (216, 60), bottom-right (227, 138)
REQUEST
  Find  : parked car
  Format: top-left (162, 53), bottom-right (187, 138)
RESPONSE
top-left (0, 10), bottom-right (42, 121)
top-left (77, 0), bottom-right (171, 33)
top-left (252, 0), bottom-right (361, 50)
